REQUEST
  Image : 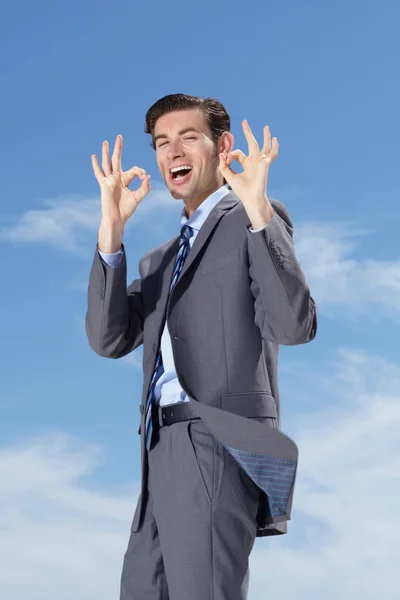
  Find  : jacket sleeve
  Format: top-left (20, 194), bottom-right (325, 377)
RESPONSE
top-left (85, 243), bottom-right (149, 358)
top-left (247, 199), bottom-right (317, 346)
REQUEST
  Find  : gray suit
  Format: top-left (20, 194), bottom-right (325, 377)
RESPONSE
top-left (86, 191), bottom-right (317, 598)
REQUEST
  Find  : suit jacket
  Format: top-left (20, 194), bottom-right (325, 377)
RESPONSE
top-left (86, 191), bottom-right (317, 537)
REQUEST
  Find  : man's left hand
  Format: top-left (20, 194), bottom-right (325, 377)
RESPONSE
top-left (218, 120), bottom-right (278, 218)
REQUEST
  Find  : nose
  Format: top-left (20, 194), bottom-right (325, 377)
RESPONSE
top-left (167, 139), bottom-right (185, 160)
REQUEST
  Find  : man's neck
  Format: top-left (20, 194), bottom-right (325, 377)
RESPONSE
top-left (183, 182), bottom-right (224, 219)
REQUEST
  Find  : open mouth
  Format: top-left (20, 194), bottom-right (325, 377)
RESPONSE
top-left (169, 165), bottom-right (193, 184)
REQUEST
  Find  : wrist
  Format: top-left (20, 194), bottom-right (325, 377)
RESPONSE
top-left (98, 220), bottom-right (124, 253)
top-left (244, 198), bottom-right (274, 229)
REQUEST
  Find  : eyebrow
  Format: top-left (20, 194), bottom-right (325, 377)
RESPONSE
top-left (154, 127), bottom-right (202, 144)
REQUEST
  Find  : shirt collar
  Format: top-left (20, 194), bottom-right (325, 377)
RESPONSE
top-left (180, 184), bottom-right (231, 232)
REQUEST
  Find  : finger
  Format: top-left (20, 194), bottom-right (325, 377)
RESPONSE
top-left (123, 165), bottom-right (147, 187)
top-left (226, 149), bottom-right (247, 167)
top-left (242, 120), bottom-right (259, 155)
top-left (130, 175), bottom-right (151, 207)
top-left (91, 154), bottom-right (104, 183)
top-left (111, 135), bottom-right (123, 172)
top-left (134, 175), bottom-right (152, 202)
top-left (261, 126), bottom-right (271, 155)
top-left (218, 152), bottom-right (237, 184)
top-left (102, 140), bottom-right (112, 176)
top-left (264, 137), bottom-right (279, 162)
top-left (272, 137), bottom-right (279, 158)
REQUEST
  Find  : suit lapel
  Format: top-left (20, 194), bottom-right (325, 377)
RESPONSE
top-left (140, 192), bottom-right (239, 404)
top-left (171, 192), bottom-right (240, 289)
top-left (151, 192), bottom-right (240, 338)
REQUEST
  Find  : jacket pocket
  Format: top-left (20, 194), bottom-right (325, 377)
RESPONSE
top-left (199, 247), bottom-right (241, 274)
top-left (220, 391), bottom-right (278, 420)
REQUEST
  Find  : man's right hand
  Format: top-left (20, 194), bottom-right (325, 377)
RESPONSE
top-left (91, 134), bottom-right (151, 252)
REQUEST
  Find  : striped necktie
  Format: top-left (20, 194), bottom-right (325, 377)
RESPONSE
top-left (144, 224), bottom-right (194, 451)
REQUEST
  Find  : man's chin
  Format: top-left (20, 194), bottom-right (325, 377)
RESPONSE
top-left (167, 181), bottom-right (194, 200)
top-left (168, 188), bottom-right (185, 200)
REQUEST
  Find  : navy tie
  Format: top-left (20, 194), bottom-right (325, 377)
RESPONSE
top-left (144, 224), bottom-right (194, 451)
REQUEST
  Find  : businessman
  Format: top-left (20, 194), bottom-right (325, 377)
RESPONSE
top-left (86, 93), bottom-right (317, 599)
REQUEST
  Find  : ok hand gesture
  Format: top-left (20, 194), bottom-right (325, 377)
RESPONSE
top-left (218, 121), bottom-right (278, 206)
top-left (92, 135), bottom-right (151, 227)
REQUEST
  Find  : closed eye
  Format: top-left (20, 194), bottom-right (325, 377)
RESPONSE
top-left (157, 136), bottom-right (197, 149)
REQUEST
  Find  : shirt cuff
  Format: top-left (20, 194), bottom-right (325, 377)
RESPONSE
top-left (98, 247), bottom-right (124, 268)
top-left (248, 223), bottom-right (269, 233)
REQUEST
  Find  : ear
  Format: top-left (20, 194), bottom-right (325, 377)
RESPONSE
top-left (219, 131), bottom-right (234, 155)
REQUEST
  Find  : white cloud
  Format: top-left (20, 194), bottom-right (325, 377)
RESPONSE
top-left (0, 182), bottom-right (178, 254)
top-left (250, 348), bottom-right (400, 599)
top-left (1, 349), bottom-right (399, 599)
top-left (294, 222), bottom-right (400, 320)
top-left (0, 432), bottom-right (138, 600)
top-left (0, 195), bottom-right (100, 254)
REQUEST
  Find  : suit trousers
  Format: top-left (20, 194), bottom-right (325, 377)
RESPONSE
top-left (120, 417), bottom-right (261, 600)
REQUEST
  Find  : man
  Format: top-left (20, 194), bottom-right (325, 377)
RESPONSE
top-left (86, 93), bottom-right (317, 599)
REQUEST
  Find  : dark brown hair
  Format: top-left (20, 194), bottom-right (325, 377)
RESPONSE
top-left (144, 93), bottom-right (231, 184)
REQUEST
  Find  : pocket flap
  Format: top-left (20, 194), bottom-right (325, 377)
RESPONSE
top-left (221, 392), bottom-right (277, 419)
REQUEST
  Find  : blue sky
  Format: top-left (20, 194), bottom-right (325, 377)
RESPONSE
top-left (1, 1), bottom-right (399, 598)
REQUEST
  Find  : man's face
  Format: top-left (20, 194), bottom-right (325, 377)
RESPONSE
top-left (154, 109), bottom-right (229, 202)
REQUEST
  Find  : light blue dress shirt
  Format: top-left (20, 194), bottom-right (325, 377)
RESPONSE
top-left (98, 185), bottom-right (269, 406)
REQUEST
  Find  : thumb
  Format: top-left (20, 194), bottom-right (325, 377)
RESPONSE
top-left (218, 153), bottom-right (235, 186)
top-left (134, 175), bottom-right (152, 203)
